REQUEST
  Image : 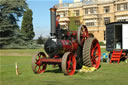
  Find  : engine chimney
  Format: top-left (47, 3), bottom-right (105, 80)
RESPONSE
top-left (50, 8), bottom-right (57, 36)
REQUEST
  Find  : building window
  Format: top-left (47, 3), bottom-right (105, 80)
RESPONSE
top-left (93, 8), bottom-right (97, 14)
top-left (90, 8), bottom-right (93, 14)
top-left (118, 19), bottom-right (126, 22)
top-left (117, 4), bottom-right (121, 11)
top-left (117, 19), bottom-right (126, 22)
top-left (85, 9), bottom-right (88, 14)
top-left (74, 10), bottom-right (79, 16)
top-left (104, 6), bottom-right (110, 13)
top-left (63, 12), bottom-right (66, 17)
top-left (65, 11), bottom-right (68, 17)
top-left (104, 17), bottom-right (110, 24)
top-left (85, 21), bottom-right (96, 27)
top-left (58, 12), bottom-right (65, 17)
top-left (85, 22), bottom-right (95, 27)
top-left (75, 20), bottom-right (80, 26)
top-left (90, 8), bottom-right (97, 14)
top-left (85, 19), bottom-right (96, 27)
top-left (117, 16), bottom-right (128, 22)
top-left (85, 8), bottom-right (96, 14)
top-left (117, 3), bottom-right (128, 11)
top-left (124, 3), bottom-right (128, 10)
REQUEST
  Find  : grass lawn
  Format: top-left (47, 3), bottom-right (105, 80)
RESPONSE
top-left (0, 48), bottom-right (128, 85)
top-left (0, 48), bottom-right (44, 56)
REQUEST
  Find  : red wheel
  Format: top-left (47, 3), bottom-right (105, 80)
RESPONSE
top-left (61, 52), bottom-right (76, 75)
top-left (83, 38), bottom-right (101, 69)
top-left (32, 52), bottom-right (47, 74)
top-left (90, 39), bottom-right (101, 69)
top-left (77, 25), bottom-right (89, 46)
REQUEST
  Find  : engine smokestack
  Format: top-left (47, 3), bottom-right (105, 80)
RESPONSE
top-left (50, 8), bottom-right (57, 36)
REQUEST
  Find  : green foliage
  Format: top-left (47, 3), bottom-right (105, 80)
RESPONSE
top-left (0, 25), bottom-right (18, 48)
top-left (0, 0), bottom-right (28, 48)
top-left (99, 41), bottom-right (106, 46)
top-left (0, 0), bottom-right (28, 24)
top-left (21, 9), bottom-right (35, 40)
top-left (2, 40), bottom-right (41, 49)
top-left (69, 17), bottom-right (80, 31)
top-left (37, 36), bottom-right (47, 45)
top-left (69, 17), bottom-right (81, 31)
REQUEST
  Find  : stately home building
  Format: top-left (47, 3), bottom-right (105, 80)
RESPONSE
top-left (56, 0), bottom-right (128, 41)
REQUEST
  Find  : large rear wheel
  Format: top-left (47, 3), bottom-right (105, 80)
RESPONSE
top-left (82, 38), bottom-right (101, 69)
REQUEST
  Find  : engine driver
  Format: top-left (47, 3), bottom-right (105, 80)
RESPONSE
top-left (56, 15), bottom-right (61, 38)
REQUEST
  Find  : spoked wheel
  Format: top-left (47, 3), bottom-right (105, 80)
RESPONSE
top-left (61, 52), bottom-right (76, 75)
top-left (32, 52), bottom-right (47, 74)
top-left (77, 25), bottom-right (89, 46)
top-left (83, 38), bottom-right (101, 69)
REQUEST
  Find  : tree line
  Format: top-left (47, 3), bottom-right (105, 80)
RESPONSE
top-left (0, 0), bottom-right (35, 49)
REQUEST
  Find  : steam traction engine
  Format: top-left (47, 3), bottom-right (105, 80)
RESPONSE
top-left (32, 8), bottom-right (101, 75)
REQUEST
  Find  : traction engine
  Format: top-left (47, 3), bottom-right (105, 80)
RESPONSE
top-left (32, 8), bottom-right (101, 75)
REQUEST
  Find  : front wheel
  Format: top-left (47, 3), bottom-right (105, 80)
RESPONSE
top-left (32, 52), bottom-right (47, 74)
top-left (61, 52), bottom-right (76, 75)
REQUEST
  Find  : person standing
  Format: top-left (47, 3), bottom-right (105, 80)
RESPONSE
top-left (56, 15), bottom-right (61, 38)
top-left (56, 15), bottom-right (60, 28)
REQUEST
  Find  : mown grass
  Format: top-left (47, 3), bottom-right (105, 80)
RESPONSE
top-left (0, 48), bottom-right (128, 85)
top-left (0, 48), bottom-right (106, 57)
top-left (0, 48), bottom-right (44, 56)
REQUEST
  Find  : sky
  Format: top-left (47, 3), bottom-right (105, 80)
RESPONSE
top-left (19, 0), bottom-right (74, 39)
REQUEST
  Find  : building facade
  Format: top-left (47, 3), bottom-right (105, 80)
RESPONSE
top-left (56, 0), bottom-right (128, 41)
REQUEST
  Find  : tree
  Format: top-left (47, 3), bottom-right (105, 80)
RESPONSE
top-left (69, 17), bottom-right (81, 31)
top-left (21, 9), bottom-right (35, 40)
top-left (69, 17), bottom-right (78, 31)
top-left (0, 0), bottom-right (28, 48)
top-left (37, 36), bottom-right (47, 45)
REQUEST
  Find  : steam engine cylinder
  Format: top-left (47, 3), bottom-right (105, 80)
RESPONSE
top-left (44, 38), bottom-right (78, 57)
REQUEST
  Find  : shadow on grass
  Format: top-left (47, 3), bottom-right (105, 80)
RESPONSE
top-left (45, 65), bottom-right (102, 75)
top-left (46, 69), bottom-right (63, 73)
top-left (99, 65), bottom-right (102, 69)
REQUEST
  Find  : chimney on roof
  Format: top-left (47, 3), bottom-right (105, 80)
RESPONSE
top-left (74, 0), bottom-right (81, 3)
